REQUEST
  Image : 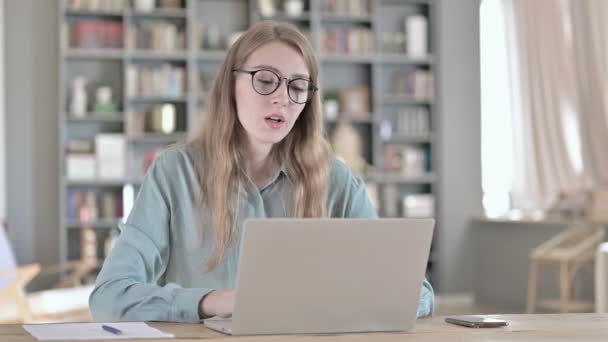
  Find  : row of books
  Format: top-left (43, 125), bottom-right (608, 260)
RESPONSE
top-left (65, 134), bottom-right (126, 181)
top-left (66, 189), bottom-right (123, 221)
top-left (67, 0), bottom-right (126, 11)
top-left (67, 0), bottom-right (184, 12)
top-left (380, 107), bottom-right (431, 139)
top-left (126, 64), bottom-right (186, 98)
top-left (69, 20), bottom-right (123, 49)
top-left (125, 105), bottom-right (182, 135)
top-left (321, 28), bottom-right (374, 55)
top-left (392, 69), bottom-right (434, 100)
top-left (383, 144), bottom-right (430, 177)
top-left (321, 0), bottom-right (369, 17)
top-left (129, 21), bottom-right (186, 51)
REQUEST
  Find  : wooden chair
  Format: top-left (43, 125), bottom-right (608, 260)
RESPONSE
top-left (527, 189), bottom-right (608, 313)
top-left (0, 227), bottom-right (98, 323)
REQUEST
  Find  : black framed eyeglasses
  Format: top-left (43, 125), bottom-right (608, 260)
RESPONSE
top-left (233, 68), bottom-right (318, 104)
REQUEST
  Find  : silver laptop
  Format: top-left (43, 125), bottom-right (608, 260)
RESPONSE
top-left (204, 218), bottom-right (434, 335)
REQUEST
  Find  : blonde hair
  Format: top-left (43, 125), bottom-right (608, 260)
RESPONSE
top-left (188, 21), bottom-right (331, 271)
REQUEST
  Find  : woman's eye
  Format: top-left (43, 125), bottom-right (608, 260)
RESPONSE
top-left (290, 85), bottom-right (305, 93)
top-left (257, 79), bottom-right (274, 85)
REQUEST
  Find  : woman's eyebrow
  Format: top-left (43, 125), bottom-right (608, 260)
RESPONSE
top-left (251, 64), bottom-right (309, 79)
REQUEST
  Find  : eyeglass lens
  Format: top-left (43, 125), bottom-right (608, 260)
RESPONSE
top-left (252, 70), bottom-right (312, 104)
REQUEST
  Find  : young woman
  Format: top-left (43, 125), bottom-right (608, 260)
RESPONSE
top-left (89, 21), bottom-right (434, 322)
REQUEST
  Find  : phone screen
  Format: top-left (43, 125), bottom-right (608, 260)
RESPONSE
top-left (445, 316), bottom-right (509, 328)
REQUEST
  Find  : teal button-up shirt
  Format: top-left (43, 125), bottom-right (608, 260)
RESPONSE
top-left (89, 146), bottom-right (434, 322)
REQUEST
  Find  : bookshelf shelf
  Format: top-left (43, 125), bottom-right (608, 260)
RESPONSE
top-left (325, 116), bottom-right (376, 124)
top-left (382, 134), bottom-right (433, 144)
top-left (380, 54), bottom-right (434, 64)
top-left (129, 9), bottom-right (188, 19)
top-left (368, 173), bottom-right (436, 184)
top-left (66, 218), bottom-right (122, 229)
top-left (128, 96), bottom-right (188, 103)
top-left (320, 54), bottom-right (375, 63)
top-left (381, 96), bottom-right (432, 105)
top-left (320, 15), bottom-right (373, 23)
top-left (127, 132), bottom-right (189, 144)
top-left (65, 179), bottom-right (139, 187)
top-left (198, 51), bottom-right (228, 61)
top-left (65, 9), bottom-right (124, 18)
top-left (260, 12), bottom-right (312, 21)
top-left (129, 50), bottom-right (188, 61)
top-left (65, 113), bottom-right (124, 123)
top-left (65, 48), bottom-right (124, 60)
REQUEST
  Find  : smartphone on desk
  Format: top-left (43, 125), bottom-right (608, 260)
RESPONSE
top-left (445, 316), bottom-right (509, 328)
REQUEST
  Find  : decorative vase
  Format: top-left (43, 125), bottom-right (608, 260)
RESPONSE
top-left (257, 0), bottom-right (276, 17)
top-left (285, 0), bottom-right (304, 17)
top-left (134, 0), bottom-right (155, 12)
top-left (94, 86), bottom-right (117, 114)
top-left (70, 76), bottom-right (88, 118)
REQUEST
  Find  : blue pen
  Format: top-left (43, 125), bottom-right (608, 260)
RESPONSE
top-left (102, 324), bottom-right (123, 335)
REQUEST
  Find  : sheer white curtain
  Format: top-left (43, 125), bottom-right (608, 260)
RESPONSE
top-left (570, 0), bottom-right (608, 186)
top-left (481, 0), bottom-right (597, 217)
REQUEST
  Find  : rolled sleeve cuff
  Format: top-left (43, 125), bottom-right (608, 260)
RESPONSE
top-left (171, 288), bottom-right (215, 322)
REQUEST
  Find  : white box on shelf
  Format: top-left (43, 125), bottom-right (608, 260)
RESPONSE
top-left (96, 133), bottom-right (126, 180)
top-left (66, 153), bottom-right (96, 180)
top-left (402, 194), bottom-right (434, 218)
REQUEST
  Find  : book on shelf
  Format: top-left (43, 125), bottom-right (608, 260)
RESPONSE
top-left (96, 133), bottom-right (126, 180)
top-left (339, 86), bottom-right (370, 119)
top-left (392, 69), bottom-right (434, 101)
top-left (126, 63), bottom-right (186, 98)
top-left (158, 0), bottom-right (184, 9)
top-left (382, 184), bottom-right (398, 217)
top-left (321, 28), bottom-right (374, 55)
top-left (383, 144), bottom-right (428, 177)
top-left (126, 104), bottom-right (180, 135)
top-left (69, 20), bottom-right (123, 49)
top-left (67, 0), bottom-right (126, 11)
top-left (321, 0), bottom-right (369, 17)
top-left (130, 20), bottom-right (186, 51)
top-left (395, 107), bottom-right (430, 137)
top-left (66, 189), bottom-right (123, 222)
top-left (66, 139), bottom-right (96, 181)
top-left (379, 107), bottom-right (431, 141)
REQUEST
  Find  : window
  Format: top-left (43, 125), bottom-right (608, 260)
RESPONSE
top-left (480, 0), bottom-right (514, 218)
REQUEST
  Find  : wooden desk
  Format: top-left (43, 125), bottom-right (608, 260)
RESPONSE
top-left (1, 314), bottom-right (607, 341)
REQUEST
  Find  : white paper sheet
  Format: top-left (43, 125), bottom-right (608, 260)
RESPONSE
top-left (23, 322), bottom-right (174, 340)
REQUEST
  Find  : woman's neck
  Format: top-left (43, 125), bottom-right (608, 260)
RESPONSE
top-left (242, 142), bottom-right (278, 188)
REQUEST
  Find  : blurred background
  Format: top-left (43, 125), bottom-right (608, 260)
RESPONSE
top-left (2, 0), bottom-right (608, 324)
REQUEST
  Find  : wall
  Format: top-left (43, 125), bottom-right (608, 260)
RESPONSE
top-left (436, 0), bottom-right (483, 293)
top-left (4, 0), bottom-right (59, 274)
top-left (471, 219), bottom-right (594, 311)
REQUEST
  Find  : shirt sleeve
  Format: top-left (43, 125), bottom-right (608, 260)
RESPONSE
top-left (89, 152), bottom-right (213, 322)
top-left (417, 278), bottom-right (435, 318)
top-left (334, 160), bottom-right (435, 319)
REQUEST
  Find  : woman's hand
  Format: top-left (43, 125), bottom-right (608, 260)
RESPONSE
top-left (200, 289), bottom-right (236, 318)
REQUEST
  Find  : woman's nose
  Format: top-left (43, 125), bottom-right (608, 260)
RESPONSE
top-left (271, 80), bottom-right (290, 106)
